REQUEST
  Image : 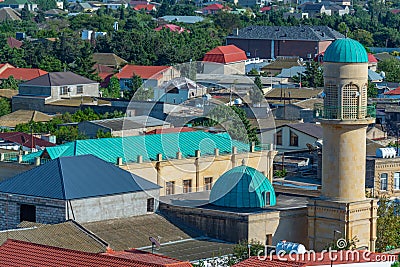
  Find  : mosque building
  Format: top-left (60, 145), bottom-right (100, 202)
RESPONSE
top-left (159, 38), bottom-right (377, 252)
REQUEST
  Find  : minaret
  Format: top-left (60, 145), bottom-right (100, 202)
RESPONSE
top-left (308, 38), bottom-right (378, 251)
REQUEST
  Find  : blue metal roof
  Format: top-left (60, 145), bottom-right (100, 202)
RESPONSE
top-left (209, 165), bottom-right (276, 208)
top-left (0, 155), bottom-right (160, 200)
top-left (368, 69), bottom-right (383, 81)
top-left (23, 131), bottom-right (250, 164)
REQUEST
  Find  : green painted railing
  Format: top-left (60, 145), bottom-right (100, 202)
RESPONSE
top-left (313, 103), bottom-right (376, 119)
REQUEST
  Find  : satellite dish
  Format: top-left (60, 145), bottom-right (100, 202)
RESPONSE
top-left (149, 236), bottom-right (161, 253)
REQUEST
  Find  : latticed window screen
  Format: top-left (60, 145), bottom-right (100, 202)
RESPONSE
top-left (360, 84), bottom-right (368, 118)
top-left (324, 83), bottom-right (338, 119)
top-left (342, 84), bottom-right (359, 119)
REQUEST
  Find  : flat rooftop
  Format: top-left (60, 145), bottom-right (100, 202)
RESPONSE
top-left (160, 191), bottom-right (308, 213)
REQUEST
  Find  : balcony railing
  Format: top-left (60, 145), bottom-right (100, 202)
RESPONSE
top-left (314, 103), bottom-right (376, 120)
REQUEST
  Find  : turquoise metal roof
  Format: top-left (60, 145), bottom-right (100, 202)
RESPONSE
top-left (323, 38), bottom-right (368, 63)
top-left (209, 165), bottom-right (276, 208)
top-left (0, 155), bottom-right (160, 200)
top-left (23, 132), bottom-right (250, 163)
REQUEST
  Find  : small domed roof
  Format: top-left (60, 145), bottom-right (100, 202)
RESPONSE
top-left (209, 165), bottom-right (276, 208)
top-left (323, 38), bottom-right (368, 63)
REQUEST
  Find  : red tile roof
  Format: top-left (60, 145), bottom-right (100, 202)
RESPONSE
top-left (260, 6), bottom-right (272, 12)
top-left (134, 4), bottom-right (155, 11)
top-left (0, 132), bottom-right (56, 149)
top-left (145, 127), bottom-right (196, 135)
top-left (115, 65), bottom-right (171, 80)
top-left (154, 24), bottom-right (189, 33)
top-left (384, 87), bottom-right (400, 95)
top-left (0, 239), bottom-right (171, 267)
top-left (203, 45), bottom-right (247, 64)
top-left (0, 67), bottom-right (47, 81)
top-left (368, 53), bottom-right (378, 63)
top-left (104, 249), bottom-right (192, 267)
top-left (6, 37), bottom-right (22, 49)
top-left (203, 3), bottom-right (224, 10)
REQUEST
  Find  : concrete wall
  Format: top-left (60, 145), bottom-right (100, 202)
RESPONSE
top-left (160, 204), bottom-right (308, 245)
top-left (12, 96), bottom-right (46, 112)
top-left (49, 83), bottom-right (99, 101)
top-left (0, 193), bottom-right (65, 230)
top-left (68, 189), bottom-right (160, 223)
top-left (19, 85), bottom-right (51, 96)
top-left (203, 62), bottom-right (245, 75)
top-left (264, 126), bottom-right (319, 152)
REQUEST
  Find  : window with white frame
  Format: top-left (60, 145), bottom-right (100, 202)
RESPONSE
top-left (380, 173), bottom-right (388, 191)
top-left (394, 172), bottom-right (400, 190)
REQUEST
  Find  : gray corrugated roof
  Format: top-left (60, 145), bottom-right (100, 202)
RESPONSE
top-left (226, 26), bottom-right (344, 41)
top-left (0, 155), bottom-right (160, 200)
top-left (87, 116), bottom-right (169, 131)
top-left (20, 72), bottom-right (97, 87)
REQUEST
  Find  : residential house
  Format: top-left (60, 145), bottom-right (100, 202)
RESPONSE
top-left (201, 3), bottom-right (229, 15)
top-left (6, 37), bottom-right (22, 48)
top-left (0, 110), bottom-right (52, 130)
top-left (262, 57), bottom-right (304, 75)
top-left (0, 7), bottom-right (21, 21)
top-left (0, 132), bottom-right (56, 152)
top-left (69, 2), bottom-right (97, 12)
top-left (158, 15), bottom-right (204, 24)
top-left (154, 77), bottom-right (207, 104)
top-left (368, 69), bottom-right (383, 82)
top-left (44, 8), bottom-right (67, 17)
top-left (368, 53), bottom-right (378, 71)
top-left (133, 3), bottom-right (156, 11)
top-left (0, 63), bottom-right (47, 82)
top-left (273, 98), bottom-right (323, 122)
top-left (12, 71), bottom-right (99, 112)
top-left (264, 123), bottom-right (323, 151)
top-left (383, 87), bottom-right (400, 98)
top-left (115, 65), bottom-right (180, 90)
top-left (154, 24), bottom-right (189, 33)
top-left (0, 239), bottom-right (193, 267)
top-left (301, 3), bottom-right (331, 17)
top-left (265, 88), bottom-right (323, 104)
top-left (92, 53), bottom-right (127, 69)
top-left (78, 115), bottom-right (171, 138)
top-left (0, 154), bottom-right (161, 229)
top-left (374, 52), bottom-right (397, 62)
top-left (81, 30), bottom-right (107, 40)
top-left (17, 131), bottom-right (276, 196)
top-left (237, 0), bottom-right (267, 7)
top-left (104, 1), bottom-right (128, 9)
top-left (276, 66), bottom-right (306, 81)
top-left (202, 45), bottom-right (247, 75)
top-left (226, 25), bottom-right (344, 60)
top-left (328, 3), bottom-right (349, 16)
top-left (0, 0), bottom-right (37, 10)
top-left (366, 152), bottom-right (400, 199)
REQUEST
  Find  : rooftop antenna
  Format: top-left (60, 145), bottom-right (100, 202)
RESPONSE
top-left (149, 236), bottom-right (161, 253)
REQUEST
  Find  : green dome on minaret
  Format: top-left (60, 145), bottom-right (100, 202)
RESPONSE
top-left (323, 38), bottom-right (368, 63)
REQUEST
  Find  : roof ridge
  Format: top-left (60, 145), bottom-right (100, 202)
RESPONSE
top-left (68, 220), bottom-right (109, 248)
top-left (57, 157), bottom-right (67, 200)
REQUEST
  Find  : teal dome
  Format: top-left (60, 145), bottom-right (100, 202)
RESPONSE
top-left (209, 165), bottom-right (276, 208)
top-left (323, 38), bottom-right (368, 63)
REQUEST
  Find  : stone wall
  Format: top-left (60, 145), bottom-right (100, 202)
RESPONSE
top-left (0, 193), bottom-right (65, 230)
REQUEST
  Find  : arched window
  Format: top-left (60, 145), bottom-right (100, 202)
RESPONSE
top-left (342, 83), bottom-right (359, 119)
top-left (324, 83), bottom-right (338, 119)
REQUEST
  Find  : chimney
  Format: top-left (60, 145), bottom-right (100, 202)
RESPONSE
top-left (250, 142), bottom-right (255, 152)
top-left (233, 28), bottom-right (239, 36)
top-left (17, 155), bottom-right (23, 163)
top-left (137, 155), bottom-right (143, 163)
top-left (117, 157), bottom-right (123, 165)
top-left (157, 153), bottom-right (163, 161)
top-left (214, 148), bottom-right (219, 157)
top-left (195, 150), bottom-right (201, 158)
top-left (176, 151), bottom-right (182, 159)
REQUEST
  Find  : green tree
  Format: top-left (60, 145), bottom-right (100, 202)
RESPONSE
top-left (0, 76), bottom-right (19, 90)
top-left (124, 74), bottom-right (143, 100)
top-left (254, 76), bottom-right (263, 90)
top-left (70, 42), bottom-right (98, 81)
top-left (104, 76), bottom-right (121, 98)
top-left (351, 29), bottom-right (374, 47)
top-left (368, 81), bottom-right (378, 98)
top-left (248, 68), bottom-right (259, 76)
top-left (21, 4), bottom-right (33, 21)
top-left (249, 86), bottom-right (264, 105)
top-left (132, 87), bottom-right (154, 101)
top-left (375, 198), bottom-right (400, 252)
top-left (378, 58), bottom-right (400, 82)
top-left (293, 62), bottom-right (323, 88)
top-left (96, 129), bottom-right (113, 138)
top-left (0, 97), bottom-right (11, 117)
top-left (39, 56), bottom-right (64, 72)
